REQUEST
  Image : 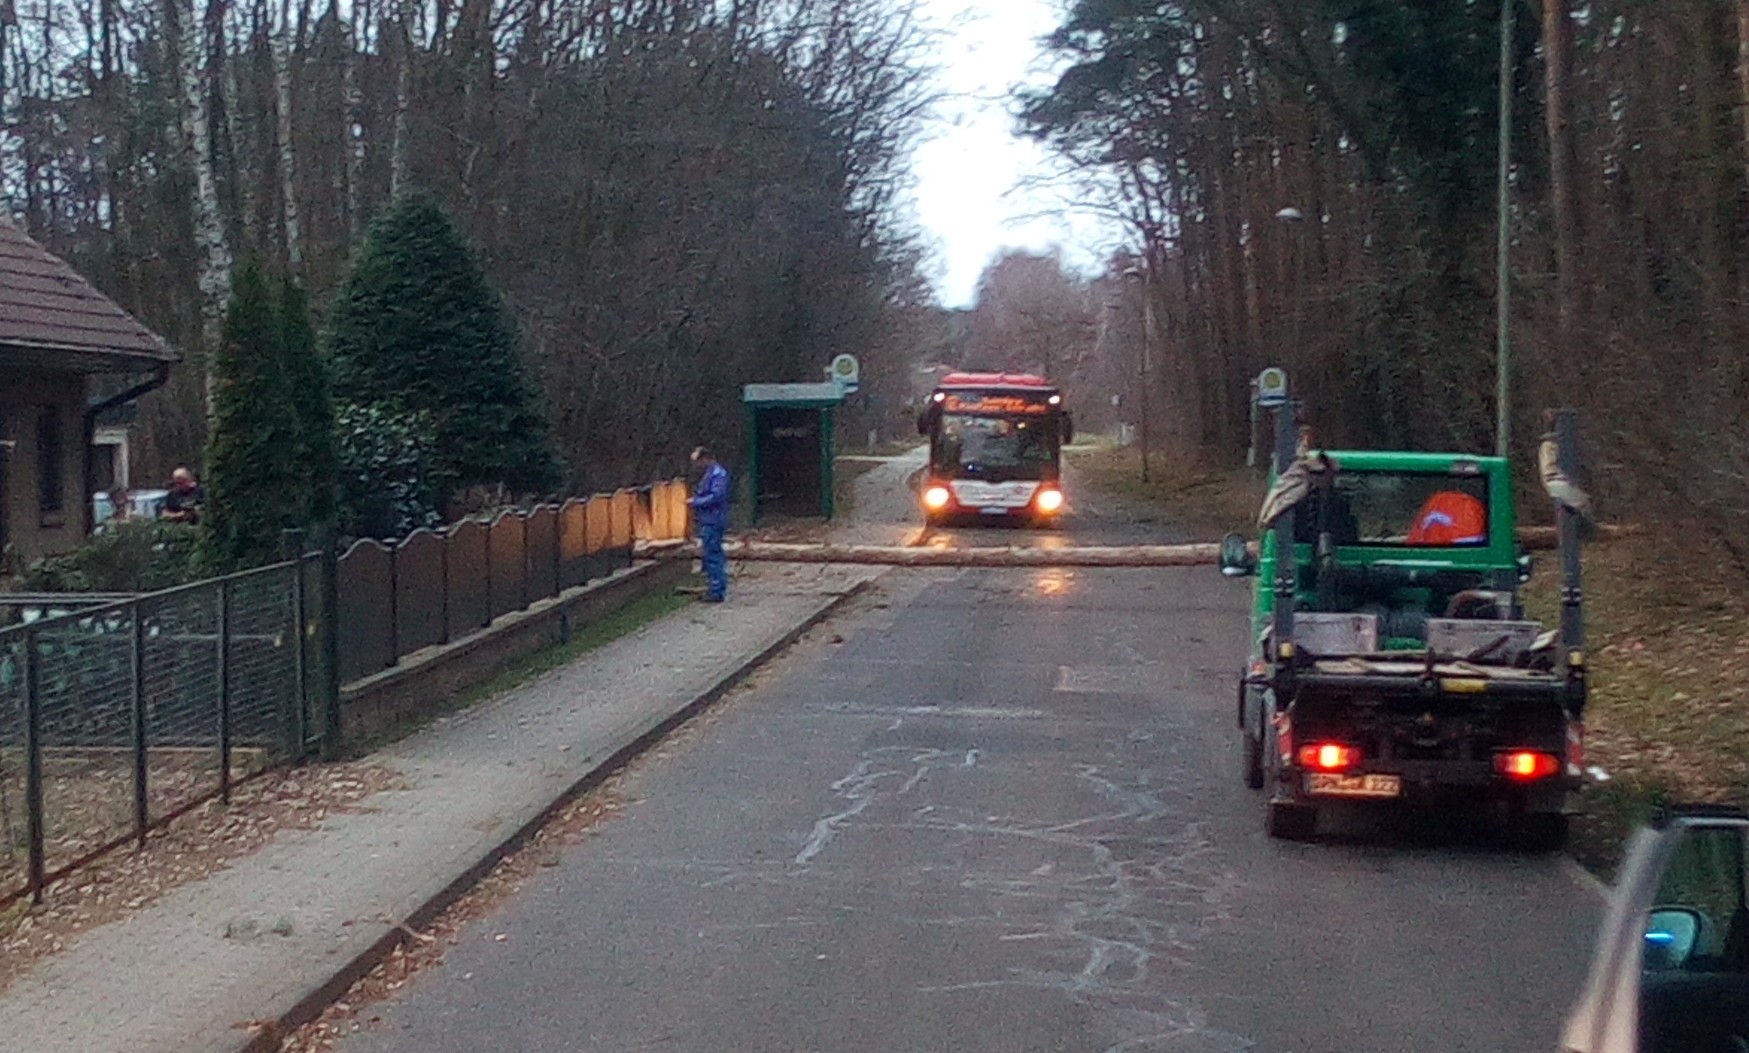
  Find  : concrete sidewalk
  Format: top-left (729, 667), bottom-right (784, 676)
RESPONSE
top-left (0, 562), bottom-right (880, 1053)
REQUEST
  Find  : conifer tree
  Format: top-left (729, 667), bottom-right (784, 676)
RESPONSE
top-left (280, 277), bottom-right (339, 527)
top-left (322, 192), bottom-right (561, 498)
top-left (202, 261), bottom-right (306, 568)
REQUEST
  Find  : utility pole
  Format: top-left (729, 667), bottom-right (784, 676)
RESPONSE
top-left (1495, 0), bottom-right (1515, 459)
top-left (1125, 266), bottom-right (1156, 484)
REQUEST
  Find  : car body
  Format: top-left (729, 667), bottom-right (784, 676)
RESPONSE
top-left (1563, 805), bottom-right (1749, 1053)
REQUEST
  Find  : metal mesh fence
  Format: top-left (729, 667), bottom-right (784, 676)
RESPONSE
top-left (226, 568), bottom-right (299, 774)
top-left (32, 603), bottom-right (138, 879)
top-left (142, 585), bottom-right (221, 831)
top-left (0, 560), bottom-right (310, 905)
top-left (0, 630), bottom-right (29, 902)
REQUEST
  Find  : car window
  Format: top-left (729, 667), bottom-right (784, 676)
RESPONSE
top-left (1647, 825), bottom-right (1748, 972)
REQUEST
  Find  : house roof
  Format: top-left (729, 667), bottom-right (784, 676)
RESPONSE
top-left (0, 219), bottom-right (178, 372)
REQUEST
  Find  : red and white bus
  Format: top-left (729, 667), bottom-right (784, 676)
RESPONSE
top-left (915, 372), bottom-right (1073, 525)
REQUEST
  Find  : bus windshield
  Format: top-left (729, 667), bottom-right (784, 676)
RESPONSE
top-left (933, 414), bottom-right (1059, 479)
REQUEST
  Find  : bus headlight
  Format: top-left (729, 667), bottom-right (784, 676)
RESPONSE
top-left (1035, 488), bottom-right (1065, 513)
top-left (923, 486), bottom-right (952, 510)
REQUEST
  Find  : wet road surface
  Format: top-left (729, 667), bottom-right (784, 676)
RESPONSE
top-left (332, 487), bottom-right (1602, 1052)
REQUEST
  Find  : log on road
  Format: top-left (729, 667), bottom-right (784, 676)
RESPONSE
top-left (666, 524), bottom-right (1629, 569)
top-left (722, 541), bottom-right (1225, 567)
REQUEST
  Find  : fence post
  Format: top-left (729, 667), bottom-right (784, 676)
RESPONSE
top-left (389, 540), bottom-right (401, 664)
top-left (131, 603), bottom-right (148, 848)
top-left (481, 516), bottom-right (493, 628)
top-left (282, 530), bottom-right (309, 756)
top-left (518, 514), bottom-right (530, 611)
top-left (551, 506), bottom-right (562, 598)
top-left (319, 531), bottom-right (343, 759)
top-left (439, 528), bottom-right (451, 645)
top-left (22, 629), bottom-right (44, 904)
top-left (217, 579), bottom-right (232, 805)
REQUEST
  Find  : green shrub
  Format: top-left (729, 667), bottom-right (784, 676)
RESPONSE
top-left (18, 520), bottom-right (202, 593)
top-left (335, 402), bottom-right (449, 539)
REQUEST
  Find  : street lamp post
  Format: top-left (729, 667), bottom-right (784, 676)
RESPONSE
top-left (1494, 0), bottom-right (1515, 459)
top-left (1271, 207), bottom-right (1307, 472)
top-left (1274, 207), bottom-right (1306, 354)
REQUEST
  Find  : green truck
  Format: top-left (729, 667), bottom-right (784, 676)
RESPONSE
top-left (1219, 405), bottom-right (1589, 846)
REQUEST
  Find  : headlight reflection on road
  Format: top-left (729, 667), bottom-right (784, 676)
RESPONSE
top-left (1035, 570), bottom-right (1072, 596)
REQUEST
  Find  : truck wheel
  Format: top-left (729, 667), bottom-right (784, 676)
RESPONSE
top-left (1241, 730), bottom-right (1265, 789)
top-left (1510, 813), bottom-right (1569, 853)
top-left (1267, 802), bottom-right (1317, 841)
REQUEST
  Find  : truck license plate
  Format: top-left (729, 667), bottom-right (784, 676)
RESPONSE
top-left (1306, 773), bottom-right (1402, 798)
top-left (979, 507), bottom-right (1008, 516)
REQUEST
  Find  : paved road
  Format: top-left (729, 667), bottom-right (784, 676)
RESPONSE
top-left (334, 495), bottom-right (1601, 1053)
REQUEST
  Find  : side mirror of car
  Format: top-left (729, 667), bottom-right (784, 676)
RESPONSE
top-left (1220, 532), bottom-right (1256, 577)
top-left (1061, 413), bottom-right (1075, 446)
top-left (1643, 907), bottom-right (1703, 970)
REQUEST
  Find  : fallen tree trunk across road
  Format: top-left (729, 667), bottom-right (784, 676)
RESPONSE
top-left (691, 525), bottom-right (1628, 569)
top-left (723, 541), bottom-right (1225, 567)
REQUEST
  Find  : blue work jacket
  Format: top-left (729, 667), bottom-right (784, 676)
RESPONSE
top-left (690, 462), bottom-right (732, 529)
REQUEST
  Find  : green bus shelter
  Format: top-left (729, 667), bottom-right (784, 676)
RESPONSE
top-left (743, 382), bottom-right (844, 523)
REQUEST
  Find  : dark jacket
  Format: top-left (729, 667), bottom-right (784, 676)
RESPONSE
top-left (690, 462), bottom-right (731, 530)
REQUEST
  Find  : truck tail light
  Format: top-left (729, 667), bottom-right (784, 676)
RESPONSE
top-left (1494, 750), bottom-right (1561, 781)
top-left (1298, 742), bottom-right (1361, 772)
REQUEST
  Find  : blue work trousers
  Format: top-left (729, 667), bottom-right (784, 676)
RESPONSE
top-left (699, 523), bottom-right (728, 600)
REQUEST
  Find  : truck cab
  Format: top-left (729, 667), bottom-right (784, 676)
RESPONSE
top-left (1221, 414), bottom-right (1588, 844)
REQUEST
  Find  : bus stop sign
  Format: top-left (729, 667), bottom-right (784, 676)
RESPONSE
top-left (829, 354), bottom-right (861, 394)
top-left (1256, 367), bottom-right (1289, 408)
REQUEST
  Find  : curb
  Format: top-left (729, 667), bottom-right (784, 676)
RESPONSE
top-left (1561, 855), bottom-right (1611, 902)
top-left (237, 577), bottom-right (877, 1053)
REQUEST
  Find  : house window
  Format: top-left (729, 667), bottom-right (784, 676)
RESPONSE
top-left (38, 404), bottom-right (64, 518)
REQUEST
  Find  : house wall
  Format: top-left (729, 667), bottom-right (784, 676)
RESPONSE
top-left (1, 367), bottom-right (90, 565)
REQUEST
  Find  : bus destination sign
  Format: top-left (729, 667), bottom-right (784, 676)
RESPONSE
top-left (943, 393), bottom-right (1055, 415)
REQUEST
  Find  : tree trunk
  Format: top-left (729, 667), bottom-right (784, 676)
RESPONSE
top-left (173, 0), bottom-right (234, 364)
top-left (389, 5), bottom-right (412, 196)
top-left (274, 0), bottom-right (302, 269)
top-left (1541, 0), bottom-right (1580, 338)
top-left (341, 0), bottom-right (363, 237)
top-left (1738, 0), bottom-right (1749, 192)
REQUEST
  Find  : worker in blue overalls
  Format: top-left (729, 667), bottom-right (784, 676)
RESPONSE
top-left (689, 446), bottom-right (732, 603)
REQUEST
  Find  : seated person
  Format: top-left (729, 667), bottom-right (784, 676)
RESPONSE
top-left (1406, 490), bottom-right (1486, 545)
top-left (1292, 485), bottom-right (1360, 546)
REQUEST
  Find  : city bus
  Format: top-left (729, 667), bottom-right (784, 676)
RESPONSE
top-left (914, 372), bottom-right (1073, 525)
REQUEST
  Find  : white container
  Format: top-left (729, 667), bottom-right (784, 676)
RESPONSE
top-left (1426, 619), bottom-right (1544, 664)
top-left (1294, 613), bottom-right (1380, 656)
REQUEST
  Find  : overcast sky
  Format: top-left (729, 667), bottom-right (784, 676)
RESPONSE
top-left (909, 0), bottom-right (1124, 310)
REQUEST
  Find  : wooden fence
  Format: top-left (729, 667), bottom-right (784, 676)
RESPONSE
top-left (335, 481), bottom-right (691, 683)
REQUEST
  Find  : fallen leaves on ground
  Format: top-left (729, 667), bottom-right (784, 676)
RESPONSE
top-left (278, 776), bottom-right (630, 1053)
top-left (279, 650), bottom-right (782, 1051)
top-left (1526, 530), bottom-right (1749, 805)
top-left (0, 762), bottom-right (404, 994)
top-left (1067, 445), bottom-right (1260, 536)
